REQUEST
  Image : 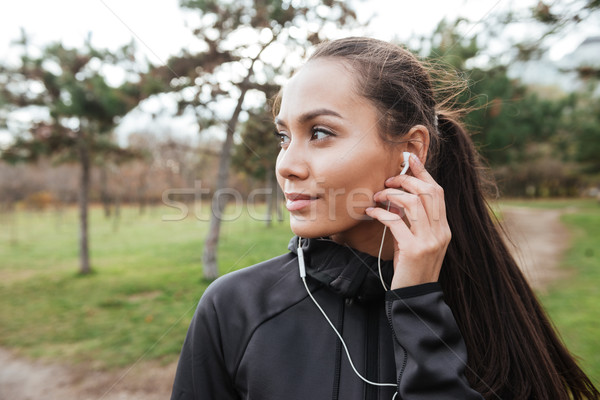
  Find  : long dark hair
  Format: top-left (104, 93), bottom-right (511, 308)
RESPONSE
top-left (307, 37), bottom-right (599, 399)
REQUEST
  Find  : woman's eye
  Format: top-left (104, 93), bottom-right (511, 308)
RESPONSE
top-left (311, 127), bottom-right (333, 141)
top-left (274, 132), bottom-right (290, 147)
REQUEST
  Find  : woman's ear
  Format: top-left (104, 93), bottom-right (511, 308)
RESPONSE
top-left (404, 124), bottom-right (430, 164)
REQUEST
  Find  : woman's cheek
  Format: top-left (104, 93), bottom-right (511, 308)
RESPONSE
top-left (344, 187), bottom-right (376, 220)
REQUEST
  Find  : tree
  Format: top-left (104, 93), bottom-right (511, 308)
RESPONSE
top-left (159, 0), bottom-right (360, 280)
top-left (410, 17), bottom-right (594, 196)
top-left (570, 90), bottom-right (600, 173)
top-left (232, 107), bottom-right (283, 226)
top-left (0, 36), bottom-right (160, 274)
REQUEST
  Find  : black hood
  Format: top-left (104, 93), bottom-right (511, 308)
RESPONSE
top-left (288, 236), bottom-right (394, 302)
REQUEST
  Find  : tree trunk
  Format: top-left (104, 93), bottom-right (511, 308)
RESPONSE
top-left (275, 182), bottom-right (284, 222)
top-left (202, 87), bottom-right (249, 280)
top-left (265, 167), bottom-right (274, 227)
top-left (201, 39), bottom-right (275, 280)
top-left (99, 165), bottom-right (111, 218)
top-left (77, 133), bottom-right (92, 275)
top-left (6, 202), bottom-right (18, 246)
top-left (138, 170), bottom-right (148, 215)
top-left (54, 195), bottom-right (65, 232)
top-left (112, 193), bottom-right (121, 232)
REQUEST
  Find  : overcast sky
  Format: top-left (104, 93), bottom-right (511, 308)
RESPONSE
top-left (1, 0), bottom-right (599, 146)
top-left (2, 0), bottom-right (598, 64)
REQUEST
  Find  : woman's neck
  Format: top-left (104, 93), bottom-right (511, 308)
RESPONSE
top-left (330, 220), bottom-right (395, 260)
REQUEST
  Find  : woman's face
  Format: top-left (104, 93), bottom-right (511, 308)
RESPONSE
top-left (275, 58), bottom-right (405, 241)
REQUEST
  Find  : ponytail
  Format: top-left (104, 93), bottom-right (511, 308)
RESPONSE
top-left (432, 112), bottom-right (599, 399)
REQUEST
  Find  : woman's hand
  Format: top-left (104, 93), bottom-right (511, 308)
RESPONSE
top-left (365, 154), bottom-right (451, 290)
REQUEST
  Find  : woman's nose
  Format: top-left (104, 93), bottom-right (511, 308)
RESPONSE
top-left (276, 140), bottom-right (309, 181)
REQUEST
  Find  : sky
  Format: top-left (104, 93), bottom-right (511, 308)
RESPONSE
top-left (1, 0), bottom-right (599, 145)
top-left (3, 0), bottom-right (598, 63)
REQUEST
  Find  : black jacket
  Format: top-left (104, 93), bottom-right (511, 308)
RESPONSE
top-left (171, 236), bottom-right (483, 400)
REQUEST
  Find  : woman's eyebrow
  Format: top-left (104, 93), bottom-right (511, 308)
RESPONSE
top-left (275, 108), bottom-right (344, 127)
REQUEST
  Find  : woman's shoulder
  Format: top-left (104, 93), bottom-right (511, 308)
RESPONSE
top-left (191, 250), bottom-right (310, 347)
top-left (199, 250), bottom-right (303, 308)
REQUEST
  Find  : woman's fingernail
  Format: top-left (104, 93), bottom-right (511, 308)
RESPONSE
top-left (365, 207), bottom-right (374, 212)
top-left (385, 177), bottom-right (394, 185)
top-left (411, 153), bottom-right (421, 165)
top-left (373, 191), bottom-right (381, 198)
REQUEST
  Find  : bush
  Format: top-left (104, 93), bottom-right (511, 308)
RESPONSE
top-left (494, 158), bottom-right (582, 197)
top-left (23, 191), bottom-right (56, 210)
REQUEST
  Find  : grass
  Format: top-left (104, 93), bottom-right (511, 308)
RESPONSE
top-left (497, 198), bottom-right (600, 386)
top-left (536, 206), bottom-right (600, 385)
top-left (0, 203), bottom-right (292, 368)
top-left (0, 198), bottom-right (599, 388)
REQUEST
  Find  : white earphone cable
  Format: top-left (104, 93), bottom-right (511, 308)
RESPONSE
top-left (298, 237), bottom-right (398, 399)
top-left (378, 152), bottom-right (410, 291)
top-left (377, 201), bottom-right (392, 291)
top-left (300, 276), bottom-right (396, 390)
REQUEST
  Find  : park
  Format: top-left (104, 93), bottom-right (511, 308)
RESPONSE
top-left (1, 0), bottom-right (599, 398)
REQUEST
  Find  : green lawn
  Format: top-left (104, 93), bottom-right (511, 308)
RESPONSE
top-left (0, 204), bottom-right (292, 368)
top-left (537, 206), bottom-right (600, 385)
top-left (0, 199), bottom-right (598, 387)
top-left (496, 198), bottom-right (600, 386)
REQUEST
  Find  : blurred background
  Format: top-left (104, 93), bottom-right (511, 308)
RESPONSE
top-left (1, 1), bottom-right (599, 399)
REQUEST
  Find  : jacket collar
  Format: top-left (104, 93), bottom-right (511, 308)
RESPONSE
top-left (288, 236), bottom-right (394, 302)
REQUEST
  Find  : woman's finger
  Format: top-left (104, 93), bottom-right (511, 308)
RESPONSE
top-left (384, 154), bottom-right (434, 185)
top-left (384, 157), bottom-right (446, 225)
top-left (365, 206), bottom-right (413, 239)
top-left (373, 189), bottom-right (429, 234)
top-left (407, 153), bottom-right (435, 184)
top-left (386, 177), bottom-right (442, 225)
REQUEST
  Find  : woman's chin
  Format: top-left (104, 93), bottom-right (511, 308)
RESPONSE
top-left (289, 221), bottom-right (334, 239)
top-left (289, 227), bottom-right (324, 239)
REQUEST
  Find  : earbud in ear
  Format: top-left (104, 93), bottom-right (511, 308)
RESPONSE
top-left (399, 152), bottom-right (410, 176)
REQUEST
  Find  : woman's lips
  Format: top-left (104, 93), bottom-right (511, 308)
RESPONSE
top-left (285, 192), bottom-right (317, 211)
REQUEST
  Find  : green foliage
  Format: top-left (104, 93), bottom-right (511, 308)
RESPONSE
top-left (571, 92), bottom-right (600, 172)
top-left (232, 108), bottom-right (280, 182)
top-left (0, 39), bottom-right (155, 165)
top-left (161, 0), bottom-right (359, 122)
top-left (419, 16), bottom-right (600, 196)
top-left (428, 19), bottom-right (479, 70)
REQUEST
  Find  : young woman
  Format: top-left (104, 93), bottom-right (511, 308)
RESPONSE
top-left (171, 37), bottom-right (599, 399)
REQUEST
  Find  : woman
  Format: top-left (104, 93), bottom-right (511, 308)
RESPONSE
top-left (171, 37), bottom-right (599, 399)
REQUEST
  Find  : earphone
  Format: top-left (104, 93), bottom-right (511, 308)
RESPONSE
top-left (377, 151), bottom-right (410, 290)
top-left (399, 151), bottom-right (410, 176)
top-left (296, 152), bottom-right (410, 400)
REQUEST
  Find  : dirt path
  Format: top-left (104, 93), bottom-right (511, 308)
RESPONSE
top-left (0, 207), bottom-right (570, 400)
top-left (0, 348), bottom-right (177, 400)
top-left (500, 206), bottom-right (571, 292)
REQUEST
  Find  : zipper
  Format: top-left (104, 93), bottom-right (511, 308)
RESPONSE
top-left (365, 302), bottom-right (379, 400)
top-left (331, 298), bottom-right (344, 400)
